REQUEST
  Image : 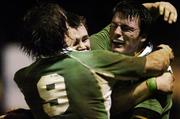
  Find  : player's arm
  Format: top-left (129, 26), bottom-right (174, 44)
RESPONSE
top-left (111, 72), bottom-right (174, 114)
top-left (111, 44), bottom-right (174, 78)
top-left (143, 1), bottom-right (177, 24)
top-left (94, 44), bottom-right (173, 79)
top-left (89, 44), bottom-right (173, 79)
top-left (90, 25), bottom-right (111, 50)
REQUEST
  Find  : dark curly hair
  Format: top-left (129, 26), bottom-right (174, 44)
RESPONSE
top-left (21, 3), bottom-right (68, 58)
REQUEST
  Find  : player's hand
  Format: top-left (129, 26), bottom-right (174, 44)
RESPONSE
top-left (158, 44), bottom-right (174, 60)
top-left (145, 44), bottom-right (174, 74)
top-left (156, 44), bottom-right (174, 71)
top-left (143, 2), bottom-right (177, 24)
top-left (156, 72), bottom-right (175, 93)
top-left (155, 2), bottom-right (177, 24)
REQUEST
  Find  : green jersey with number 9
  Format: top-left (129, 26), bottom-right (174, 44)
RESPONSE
top-left (14, 50), bottom-right (146, 119)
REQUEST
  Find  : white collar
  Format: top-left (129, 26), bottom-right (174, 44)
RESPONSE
top-left (138, 43), bottom-right (153, 57)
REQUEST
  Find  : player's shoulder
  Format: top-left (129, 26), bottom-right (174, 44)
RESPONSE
top-left (90, 50), bottom-right (123, 57)
top-left (14, 67), bottom-right (29, 83)
top-left (13, 60), bottom-right (38, 83)
top-left (69, 50), bottom-right (123, 58)
top-left (69, 50), bottom-right (110, 56)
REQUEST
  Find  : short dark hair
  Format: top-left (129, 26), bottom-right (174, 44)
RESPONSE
top-left (21, 3), bottom-right (68, 58)
top-left (113, 0), bottom-right (152, 37)
top-left (66, 12), bottom-right (87, 29)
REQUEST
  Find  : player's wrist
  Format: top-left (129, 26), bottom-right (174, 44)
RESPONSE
top-left (146, 77), bottom-right (157, 92)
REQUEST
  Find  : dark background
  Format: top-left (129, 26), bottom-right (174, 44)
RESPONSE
top-left (0, 0), bottom-right (179, 44)
top-left (0, 0), bottom-right (179, 118)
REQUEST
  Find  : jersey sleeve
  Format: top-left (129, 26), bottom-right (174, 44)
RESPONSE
top-left (90, 25), bottom-right (111, 50)
top-left (69, 50), bottom-right (146, 80)
top-left (94, 51), bottom-right (146, 79)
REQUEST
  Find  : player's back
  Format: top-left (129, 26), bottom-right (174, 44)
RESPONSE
top-left (14, 50), bottom-right (145, 119)
top-left (14, 51), bottom-right (113, 119)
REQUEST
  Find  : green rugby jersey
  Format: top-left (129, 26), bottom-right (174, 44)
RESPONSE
top-left (90, 25), bottom-right (111, 51)
top-left (14, 50), bottom-right (146, 119)
top-left (90, 25), bottom-right (172, 119)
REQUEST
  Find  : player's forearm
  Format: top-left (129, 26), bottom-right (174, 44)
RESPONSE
top-left (121, 72), bottom-right (174, 110)
top-left (131, 81), bottom-right (151, 105)
top-left (111, 71), bottom-right (174, 116)
top-left (111, 81), bottom-right (151, 114)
